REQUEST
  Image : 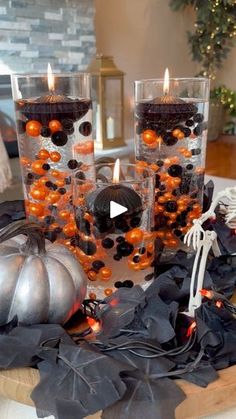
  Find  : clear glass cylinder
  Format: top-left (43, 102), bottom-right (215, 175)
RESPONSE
top-left (11, 72), bottom-right (94, 244)
top-left (73, 162), bottom-right (155, 299)
top-left (134, 77), bottom-right (210, 253)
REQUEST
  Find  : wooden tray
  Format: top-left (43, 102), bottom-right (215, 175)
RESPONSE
top-left (0, 365), bottom-right (236, 418)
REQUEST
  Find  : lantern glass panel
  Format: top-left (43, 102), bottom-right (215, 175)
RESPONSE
top-left (104, 78), bottom-right (122, 140)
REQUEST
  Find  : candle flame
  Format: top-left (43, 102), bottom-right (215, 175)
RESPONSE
top-left (163, 68), bottom-right (170, 95)
top-left (113, 158), bottom-right (120, 183)
top-left (47, 62), bottom-right (54, 92)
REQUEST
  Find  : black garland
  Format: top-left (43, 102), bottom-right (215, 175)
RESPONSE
top-left (0, 189), bottom-right (236, 419)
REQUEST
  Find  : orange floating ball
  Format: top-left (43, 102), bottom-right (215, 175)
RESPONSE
top-left (38, 149), bottom-right (50, 160)
top-left (46, 191), bottom-right (61, 204)
top-left (31, 160), bottom-right (47, 176)
top-left (59, 210), bottom-right (71, 221)
top-left (26, 120), bottom-right (42, 137)
top-left (172, 128), bottom-right (181, 137)
top-left (48, 120), bottom-right (62, 133)
top-left (142, 129), bottom-right (156, 145)
top-left (100, 267), bottom-right (112, 281)
top-left (55, 179), bottom-right (65, 187)
top-left (177, 131), bottom-right (185, 140)
top-left (104, 288), bottom-right (113, 296)
top-left (30, 187), bottom-right (47, 201)
top-left (125, 228), bottom-right (144, 245)
top-left (63, 222), bottom-right (77, 237)
top-left (50, 151), bottom-right (61, 162)
top-left (51, 170), bottom-right (61, 179)
top-left (88, 270), bottom-right (97, 281)
top-left (28, 202), bottom-right (44, 217)
top-left (89, 292), bottom-right (97, 300)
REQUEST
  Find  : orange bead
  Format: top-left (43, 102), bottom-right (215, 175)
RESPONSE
top-left (148, 141), bottom-right (157, 149)
top-left (20, 156), bottom-right (31, 167)
top-left (167, 239), bottom-right (179, 248)
top-left (140, 260), bottom-right (151, 269)
top-left (28, 202), bottom-right (44, 217)
top-left (49, 120), bottom-right (62, 133)
top-left (104, 288), bottom-right (113, 296)
top-left (51, 170), bottom-right (61, 179)
top-left (177, 131), bottom-right (185, 140)
top-left (147, 242), bottom-right (154, 253)
top-left (158, 196), bottom-right (166, 204)
top-left (38, 149), bottom-right (50, 160)
top-left (88, 270), bottom-right (97, 281)
top-left (142, 129), bottom-right (156, 145)
top-left (89, 292), bottom-right (97, 300)
top-left (26, 120), bottom-right (42, 137)
top-left (172, 128), bottom-right (181, 137)
top-left (184, 151), bottom-right (192, 158)
top-left (46, 191), bottom-right (61, 204)
top-left (58, 210), bottom-right (71, 221)
top-left (149, 163), bottom-right (159, 172)
top-left (63, 222), bottom-right (77, 237)
top-left (55, 179), bottom-right (65, 187)
top-left (83, 262), bottom-right (91, 273)
top-left (38, 176), bottom-right (49, 185)
top-left (84, 212), bottom-right (93, 223)
top-left (128, 260), bottom-right (141, 271)
top-left (50, 151), bottom-right (61, 162)
top-left (100, 267), bottom-right (112, 281)
top-left (30, 187), bottom-right (47, 201)
top-left (156, 231), bottom-right (165, 239)
top-left (125, 228), bottom-right (144, 245)
top-left (31, 160), bottom-right (47, 176)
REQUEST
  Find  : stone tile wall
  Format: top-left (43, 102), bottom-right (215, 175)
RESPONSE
top-left (0, 0), bottom-right (96, 73)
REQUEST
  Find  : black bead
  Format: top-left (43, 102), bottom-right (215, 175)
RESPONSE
top-left (174, 229), bottom-right (182, 237)
top-left (193, 124), bottom-right (203, 136)
top-left (155, 173), bottom-right (161, 188)
top-left (159, 184), bottom-right (166, 191)
top-left (156, 160), bottom-right (164, 167)
top-left (116, 236), bottom-right (125, 243)
top-left (193, 113), bottom-right (204, 123)
top-left (113, 254), bottom-right (121, 261)
top-left (68, 159), bottom-right (78, 170)
top-left (61, 119), bottom-right (74, 134)
top-left (186, 119), bottom-right (194, 127)
top-left (44, 215), bottom-right (55, 225)
top-left (42, 163), bottom-right (50, 171)
top-left (51, 131), bottom-right (68, 146)
top-left (186, 164), bottom-right (193, 170)
top-left (79, 121), bottom-right (92, 136)
top-left (45, 181), bottom-right (57, 190)
top-left (75, 171), bottom-right (86, 180)
top-left (78, 239), bottom-right (97, 255)
top-left (58, 188), bottom-right (67, 195)
top-left (123, 280), bottom-right (134, 288)
top-left (133, 255), bottom-right (140, 263)
top-left (168, 164), bottom-right (183, 177)
top-left (115, 281), bottom-right (123, 288)
top-left (27, 172), bottom-right (34, 179)
top-left (163, 133), bottom-right (178, 146)
top-left (191, 148), bottom-right (201, 156)
top-left (182, 127), bottom-right (191, 137)
top-left (165, 200), bottom-right (178, 213)
top-left (170, 222), bottom-right (178, 229)
top-left (139, 247), bottom-right (146, 254)
top-left (180, 221), bottom-right (187, 227)
top-left (92, 260), bottom-right (105, 272)
top-left (116, 241), bottom-right (134, 257)
top-left (115, 218), bottom-right (129, 232)
top-left (102, 238), bottom-right (114, 249)
top-left (145, 273), bottom-right (154, 281)
top-left (41, 126), bottom-right (51, 137)
top-left (130, 217), bottom-right (141, 228)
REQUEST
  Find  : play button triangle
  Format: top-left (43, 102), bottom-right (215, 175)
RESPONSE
top-left (110, 200), bottom-right (128, 219)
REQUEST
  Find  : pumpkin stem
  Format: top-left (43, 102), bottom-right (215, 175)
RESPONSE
top-left (0, 220), bottom-right (46, 255)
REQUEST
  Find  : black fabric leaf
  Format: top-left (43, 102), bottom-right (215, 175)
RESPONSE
top-left (32, 342), bottom-right (130, 419)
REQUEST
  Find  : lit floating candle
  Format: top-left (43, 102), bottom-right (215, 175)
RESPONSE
top-left (136, 68), bottom-right (198, 129)
top-left (86, 159), bottom-right (143, 234)
top-left (15, 63), bottom-right (91, 126)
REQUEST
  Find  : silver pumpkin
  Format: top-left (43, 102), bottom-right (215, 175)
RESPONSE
top-left (0, 221), bottom-right (87, 325)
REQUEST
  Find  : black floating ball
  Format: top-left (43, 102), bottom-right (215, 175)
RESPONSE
top-left (191, 148), bottom-right (201, 156)
top-left (114, 281), bottom-right (123, 288)
top-left (123, 280), bottom-right (134, 288)
top-left (193, 124), bottom-right (203, 136)
top-left (163, 133), bottom-right (178, 146)
top-left (68, 159), bottom-right (78, 170)
top-left (61, 118), bottom-right (74, 129)
top-left (168, 164), bottom-right (183, 177)
top-left (165, 200), bottom-right (178, 213)
top-left (102, 238), bottom-right (114, 249)
top-left (116, 241), bottom-right (134, 257)
top-left (75, 171), bottom-right (86, 180)
top-left (78, 239), bottom-right (97, 255)
top-left (58, 187), bottom-right (67, 195)
top-left (51, 131), bottom-right (68, 146)
top-left (41, 126), bottom-right (51, 138)
top-left (79, 121), bottom-right (92, 137)
top-left (113, 254), bottom-right (121, 261)
top-left (92, 260), bottom-right (105, 272)
top-left (193, 113), bottom-right (204, 123)
top-left (186, 119), bottom-right (194, 127)
top-left (156, 160), bottom-right (164, 167)
top-left (42, 163), bottom-right (50, 171)
top-left (186, 164), bottom-right (193, 170)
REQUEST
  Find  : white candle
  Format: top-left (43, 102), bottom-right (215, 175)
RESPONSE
top-left (106, 116), bottom-right (115, 139)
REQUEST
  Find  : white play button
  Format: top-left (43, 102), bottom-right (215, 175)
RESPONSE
top-left (110, 201), bottom-right (128, 219)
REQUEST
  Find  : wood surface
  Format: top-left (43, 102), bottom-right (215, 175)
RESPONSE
top-left (206, 135), bottom-right (236, 180)
top-left (1, 365), bottom-right (236, 418)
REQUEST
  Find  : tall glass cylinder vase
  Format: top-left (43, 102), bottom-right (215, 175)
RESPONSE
top-left (134, 76), bottom-right (210, 253)
top-left (11, 72), bottom-right (94, 245)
